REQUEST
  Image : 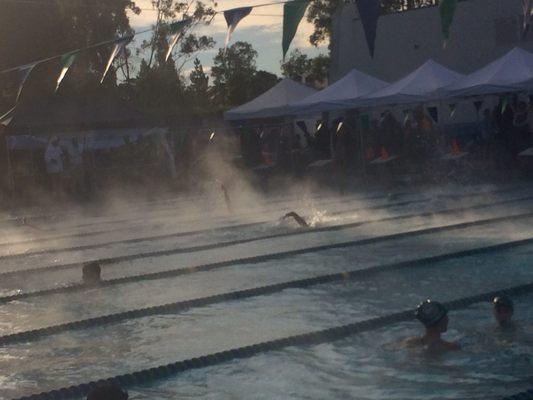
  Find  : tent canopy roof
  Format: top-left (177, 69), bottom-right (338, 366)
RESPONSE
top-left (439, 47), bottom-right (533, 97)
top-left (340, 59), bottom-right (464, 108)
top-left (288, 69), bottom-right (388, 114)
top-left (224, 78), bottom-right (317, 120)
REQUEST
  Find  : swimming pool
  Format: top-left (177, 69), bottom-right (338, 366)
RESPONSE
top-left (0, 184), bottom-right (532, 399)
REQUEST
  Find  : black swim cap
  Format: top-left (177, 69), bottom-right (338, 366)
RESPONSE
top-left (415, 299), bottom-right (448, 327)
top-left (493, 295), bottom-right (514, 310)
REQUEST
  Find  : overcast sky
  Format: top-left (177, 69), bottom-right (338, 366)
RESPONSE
top-left (127, 0), bottom-right (328, 77)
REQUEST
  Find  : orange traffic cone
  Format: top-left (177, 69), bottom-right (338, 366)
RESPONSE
top-left (451, 139), bottom-right (461, 155)
top-left (380, 146), bottom-right (390, 160)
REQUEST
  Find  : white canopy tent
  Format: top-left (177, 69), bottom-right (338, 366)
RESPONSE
top-left (336, 60), bottom-right (464, 108)
top-left (224, 78), bottom-right (317, 121)
top-left (286, 69), bottom-right (388, 115)
top-left (438, 47), bottom-right (533, 98)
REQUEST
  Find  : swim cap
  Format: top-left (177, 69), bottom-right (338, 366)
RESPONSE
top-left (493, 295), bottom-right (514, 310)
top-left (415, 299), bottom-right (448, 327)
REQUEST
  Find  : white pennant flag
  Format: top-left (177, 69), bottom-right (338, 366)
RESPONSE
top-left (55, 52), bottom-right (77, 92)
top-left (15, 63), bottom-right (38, 102)
top-left (0, 106), bottom-right (16, 127)
top-left (101, 35), bottom-right (133, 84)
top-left (224, 6), bottom-right (253, 48)
top-left (165, 19), bottom-right (192, 62)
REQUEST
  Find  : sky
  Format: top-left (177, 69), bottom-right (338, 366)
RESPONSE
top-left (127, 0), bottom-right (328, 78)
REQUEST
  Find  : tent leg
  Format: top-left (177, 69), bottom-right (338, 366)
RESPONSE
top-left (5, 135), bottom-right (14, 205)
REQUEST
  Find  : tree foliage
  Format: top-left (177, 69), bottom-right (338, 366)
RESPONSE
top-left (281, 50), bottom-right (330, 88)
top-left (0, 0), bottom-right (139, 108)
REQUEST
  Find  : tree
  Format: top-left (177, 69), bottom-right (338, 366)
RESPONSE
top-left (250, 71), bottom-right (280, 99)
top-left (0, 0), bottom-right (140, 115)
top-left (140, 0), bottom-right (216, 71)
top-left (188, 58), bottom-right (210, 112)
top-left (307, 0), bottom-right (439, 47)
top-left (211, 41), bottom-right (258, 109)
top-left (281, 50), bottom-right (330, 88)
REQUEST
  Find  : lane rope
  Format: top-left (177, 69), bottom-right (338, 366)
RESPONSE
top-left (2, 207), bottom-right (533, 282)
top-left (10, 280), bottom-right (533, 400)
top-left (0, 185), bottom-right (523, 249)
top-left (1, 236), bottom-right (533, 346)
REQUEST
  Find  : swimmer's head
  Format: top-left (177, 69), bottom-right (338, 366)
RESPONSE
top-left (82, 261), bottom-right (101, 284)
top-left (493, 295), bottom-right (514, 327)
top-left (415, 299), bottom-right (448, 331)
top-left (87, 383), bottom-right (128, 400)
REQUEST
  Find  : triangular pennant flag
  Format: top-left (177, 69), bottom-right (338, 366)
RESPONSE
top-left (165, 19), bottom-right (192, 61)
top-left (0, 106), bottom-right (16, 127)
top-left (101, 35), bottom-right (133, 84)
top-left (473, 100), bottom-right (483, 113)
top-left (55, 52), bottom-right (77, 92)
top-left (427, 106), bottom-right (439, 123)
top-left (282, 0), bottom-right (309, 60)
top-left (439, 0), bottom-right (457, 41)
top-left (14, 63), bottom-right (38, 103)
top-left (355, 0), bottom-right (380, 58)
top-left (224, 7), bottom-right (253, 48)
top-left (523, 0), bottom-right (533, 38)
top-left (449, 103), bottom-right (457, 118)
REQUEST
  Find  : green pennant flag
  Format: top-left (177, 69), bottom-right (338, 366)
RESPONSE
top-left (282, 0), bottom-right (309, 60)
top-left (166, 19), bottom-right (192, 61)
top-left (55, 52), bottom-right (77, 92)
top-left (439, 0), bottom-right (457, 40)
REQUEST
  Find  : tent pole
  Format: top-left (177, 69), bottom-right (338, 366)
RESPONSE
top-left (5, 134), bottom-right (14, 204)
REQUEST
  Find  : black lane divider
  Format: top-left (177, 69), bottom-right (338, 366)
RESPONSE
top-left (0, 195), bottom-right (443, 260)
top-left (10, 188), bottom-right (382, 236)
top-left (502, 389), bottom-right (533, 399)
top-left (1, 235), bottom-right (533, 346)
top-left (0, 184), bottom-right (523, 249)
top-left (11, 281), bottom-right (533, 400)
top-left (0, 190), bottom-right (403, 249)
top-left (2, 196), bottom-right (533, 282)
top-left (3, 192), bottom-right (533, 261)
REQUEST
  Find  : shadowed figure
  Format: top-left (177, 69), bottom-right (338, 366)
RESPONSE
top-left (282, 211), bottom-right (309, 228)
top-left (493, 295), bottom-right (515, 331)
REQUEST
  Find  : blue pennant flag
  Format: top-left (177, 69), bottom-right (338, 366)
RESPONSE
top-left (356, 0), bottom-right (380, 58)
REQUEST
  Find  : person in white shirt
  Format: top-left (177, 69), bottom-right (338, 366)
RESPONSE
top-left (44, 136), bottom-right (64, 195)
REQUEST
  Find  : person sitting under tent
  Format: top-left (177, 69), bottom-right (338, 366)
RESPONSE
top-left (281, 211), bottom-right (309, 228)
top-left (44, 136), bottom-right (64, 194)
top-left (82, 261), bottom-right (102, 284)
top-left (403, 299), bottom-right (460, 353)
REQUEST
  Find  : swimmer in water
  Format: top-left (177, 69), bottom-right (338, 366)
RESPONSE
top-left (281, 211), bottom-right (309, 228)
top-left (493, 295), bottom-right (515, 331)
top-left (403, 299), bottom-right (460, 353)
top-left (82, 261), bottom-right (102, 284)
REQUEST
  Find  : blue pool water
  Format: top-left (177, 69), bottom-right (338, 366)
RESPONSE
top-left (0, 184), bottom-right (532, 399)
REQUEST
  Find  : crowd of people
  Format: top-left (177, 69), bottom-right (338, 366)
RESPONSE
top-left (239, 97), bottom-right (533, 180)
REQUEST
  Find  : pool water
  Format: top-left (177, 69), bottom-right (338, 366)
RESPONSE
top-left (0, 184), bottom-right (532, 400)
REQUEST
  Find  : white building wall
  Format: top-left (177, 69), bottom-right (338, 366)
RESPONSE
top-left (330, 0), bottom-right (533, 83)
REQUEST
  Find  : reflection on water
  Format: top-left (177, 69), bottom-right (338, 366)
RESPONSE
top-left (0, 186), bottom-right (532, 399)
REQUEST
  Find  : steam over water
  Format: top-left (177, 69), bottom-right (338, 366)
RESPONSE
top-left (0, 182), bottom-right (532, 399)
